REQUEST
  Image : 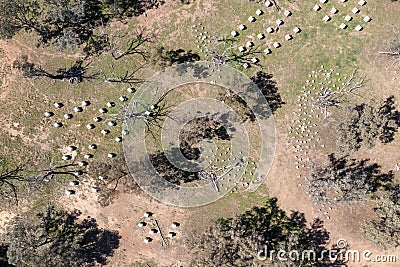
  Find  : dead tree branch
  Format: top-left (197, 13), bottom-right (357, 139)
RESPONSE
top-left (314, 68), bottom-right (367, 118)
top-left (101, 64), bottom-right (145, 85)
top-left (110, 29), bottom-right (152, 60)
top-left (199, 159), bottom-right (245, 192)
top-left (27, 161), bottom-right (85, 191)
top-left (0, 161), bottom-right (25, 206)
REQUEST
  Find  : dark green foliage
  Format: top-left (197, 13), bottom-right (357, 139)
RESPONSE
top-left (251, 71), bottom-right (285, 117)
top-left (362, 185), bottom-right (400, 249)
top-left (336, 96), bottom-right (400, 154)
top-left (0, 245), bottom-right (14, 266)
top-left (179, 0), bottom-right (195, 4)
top-left (0, 0), bottom-right (163, 51)
top-left (190, 198), bottom-right (338, 267)
top-left (0, 0), bottom-right (42, 39)
top-left (0, 0), bottom-right (104, 50)
top-left (2, 206), bottom-right (120, 267)
top-left (306, 154), bottom-right (394, 204)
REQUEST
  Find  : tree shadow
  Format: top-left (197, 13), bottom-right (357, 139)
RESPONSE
top-left (174, 62), bottom-right (209, 79)
top-left (149, 148), bottom-right (200, 185)
top-left (190, 197), bottom-right (337, 266)
top-left (80, 217), bottom-right (121, 265)
top-left (0, 245), bottom-right (14, 267)
top-left (250, 71), bottom-right (285, 119)
top-left (12, 56), bottom-right (96, 83)
top-left (378, 95), bottom-right (400, 143)
top-left (88, 158), bottom-right (140, 207)
top-left (180, 141), bottom-right (201, 161)
top-left (219, 71), bottom-right (284, 122)
top-left (155, 47), bottom-right (201, 66)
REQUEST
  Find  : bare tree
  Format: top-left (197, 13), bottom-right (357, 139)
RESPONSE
top-left (87, 159), bottom-right (139, 207)
top-left (336, 96), bottom-right (400, 154)
top-left (207, 36), bottom-right (263, 68)
top-left (110, 29), bottom-right (152, 60)
top-left (100, 64), bottom-right (145, 85)
top-left (314, 68), bottom-right (366, 118)
top-left (109, 89), bottom-right (174, 136)
top-left (27, 162), bottom-right (84, 192)
top-left (24, 153), bottom-right (86, 194)
top-left (361, 185), bottom-right (400, 249)
top-left (198, 159), bottom-right (244, 192)
top-left (0, 159), bottom-right (25, 206)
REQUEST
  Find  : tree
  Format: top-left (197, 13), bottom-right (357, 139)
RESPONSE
top-left (110, 89), bottom-right (174, 137)
top-left (109, 29), bottom-right (153, 60)
top-left (314, 68), bottom-right (366, 118)
top-left (100, 63), bottom-right (144, 85)
top-left (305, 154), bottom-right (394, 205)
top-left (149, 148), bottom-right (200, 185)
top-left (85, 27), bottom-right (153, 59)
top-left (207, 36), bottom-right (263, 68)
top-left (27, 160), bottom-right (85, 192)
top-left (0, 245), bottom-right (14, 267)
top-left (0, 158), bottom-right (25, 207)
top-left (189, 198), bottom-right (342, 267)
top-left (361, 185), bottom-right (400, 249)
top-left (179, 117), bottom-right (230, 147)
top-left (2, 205), bottom-right (120, 267)
top-left (101, 0), bottom-right (165, 18)
top-left (0, 0), bottom-right (161, 52)
top-left (336, 96), bottom-right (400, 154)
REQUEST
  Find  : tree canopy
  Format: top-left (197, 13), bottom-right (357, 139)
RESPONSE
top-left (189, 198), bottom-right (340, 267)
top-left (305, 154), bottom-right (394, 205)
top-left (0, 0), bottom-right (163, 51)
top-left (362, 185), bottom-right (400, 249)
top-left (336, 96), bottom-right (399, 154)
top-left (1, 205), bottom-right (120, 267)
